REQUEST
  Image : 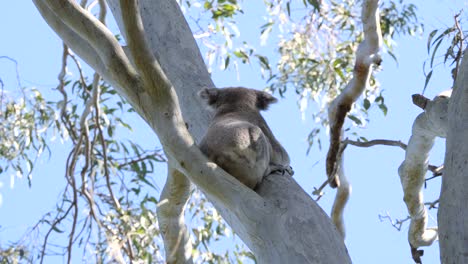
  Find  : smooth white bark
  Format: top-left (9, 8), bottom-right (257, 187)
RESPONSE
top-left (439, 50), bottom-right (468, 263)
top-left (398, 92), bottom-right (449, 248)
top-left (157, 167), bottom-right (193, 264)
top-left (331, 159), bottom-right (350, 238)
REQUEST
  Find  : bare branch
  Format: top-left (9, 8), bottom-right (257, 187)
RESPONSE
top-left (331, 161), bottom-right (350, 238)
top-left (412, 94), bottom-right (429, 110)
top-left (453, 12), bottom-right (464, 82)
top-left (326, 0), bottom-right (382, 188)
top-left (343, 138), bottom-right (443, 177)
top-left (343, 138), bottom-right (407, 150)
top-left (34, 0), bottom-right (142, 107)
top-left (40, 204), bottom-right (74, 264)
top-left (424, 199), bottom-right (439, 209)
top-left (398, 91), bottom-right (450, 254)
top-left (119, 0), bottom-right (171, 93)
top-left (378, 212), bottom-right (410, 231)
top-left (55, 44), bottom-right (78, 142)
top-left (157, 168), bottom-right (194, 264)
top-left (33, 0), bottom-right (106, 79)
top-left (312, 179), bottom-right (328, 201)
top-left (42, 0), bottom-right (136, 76)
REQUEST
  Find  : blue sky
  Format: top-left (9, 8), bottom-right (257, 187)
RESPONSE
top-left (0, 1), bottom-right (465, 263)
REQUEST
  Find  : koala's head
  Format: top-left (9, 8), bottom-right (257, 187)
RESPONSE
top-left (198, 87), bottom-right (278, 111)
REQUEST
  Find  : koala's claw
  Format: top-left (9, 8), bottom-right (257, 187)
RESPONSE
top-left (270, 164), bottom-right (294, 176)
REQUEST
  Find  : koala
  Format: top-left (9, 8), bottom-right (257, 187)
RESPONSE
top-left (198, 87), bottom-right (292, 189)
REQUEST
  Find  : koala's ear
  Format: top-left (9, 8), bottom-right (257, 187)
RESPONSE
top-left (256, 91), bottom-right (278, 110)
top-left (198, 88), bottom-right (219, 106)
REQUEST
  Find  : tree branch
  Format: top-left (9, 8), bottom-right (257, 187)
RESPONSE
top-left (344, 138), bottom-right (407, 150)
top-left (398, 91), bottom-right (450, 257)
top-left (35, 0), bottom-right (142, 108)
top-left (157, 167), bottom-right (194, 264)
top-left (33, 0), bottom-right (106, 82)
top-left (119, 0), bottom-right (171, 94)
top-left (326, 0), bottom-right (382, 188)
top-left (331, 159), bottom-right (350, 238)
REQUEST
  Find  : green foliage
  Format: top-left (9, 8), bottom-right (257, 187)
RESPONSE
top-left (0, 245), bottom-right (28, 264)
top-left (263, 0), bottom-right (419, 146)
top-left (0, 87), bottom-right (55, 187)
top-left (181, 0), bottom-right (421, 149)
top-left (424, 11), bottom-right (466, 92)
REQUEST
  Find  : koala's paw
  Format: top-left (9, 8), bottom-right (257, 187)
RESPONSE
top-left (270, 163), bottom-right (294, 177)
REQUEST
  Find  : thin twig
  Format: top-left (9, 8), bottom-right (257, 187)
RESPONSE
top-left (343, 138), bottom-right (407, 150)
top-left (0, 56), bottom-right (23, 89)
top-left (424, 199), bottom-right (439, 209)
top-left (56, 44), bottom-right (78, 142)
top-left (342, 138), bottom-right (443, 178)
top-left (39, 204), bottom-right (73, 264)
top-left (453, 11), bottom-right (464, 82)
top-left (312, 179), bottom-right (329, 201)
top-left (378, 212), bottom-right (410, 232)
top-left (67, 50), bottom-right (88, 93)
top-left (67, 177), bottom-right (78, 264)
top-left (117, 151), bottom-right (166, 169)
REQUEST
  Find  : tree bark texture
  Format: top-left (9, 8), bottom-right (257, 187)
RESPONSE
top-left (438, 50), bottom-right (468, 263)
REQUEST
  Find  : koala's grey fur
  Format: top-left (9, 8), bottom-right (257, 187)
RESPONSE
top-left (198, 87), bottom-right (291, 189)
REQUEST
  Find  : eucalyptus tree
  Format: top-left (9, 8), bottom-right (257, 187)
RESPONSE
top-left (0, 1), bottom-right (466, 263)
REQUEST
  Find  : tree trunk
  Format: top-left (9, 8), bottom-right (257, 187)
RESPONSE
top-left (438, 49), bottom-right (468, 263)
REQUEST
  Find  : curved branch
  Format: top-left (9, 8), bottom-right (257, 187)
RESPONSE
top-left (119, 0), bottom-right (170, 92)
top-left (326, 0), bottom-right (382, 188)
top-left (156, 167), bottom-right (193, 264)
top-left (33, 0), bottom-right (106, 78)
top-left (331, 159), bottom-right (350, 238)
top-left (38, 0), bottom-right (141, 100)
top-left (398, 91), bottom-right (450, 255)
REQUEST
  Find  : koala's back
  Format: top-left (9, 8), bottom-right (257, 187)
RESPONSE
top-left (199, 116), bottom-right (271, 189)
top-left (198, 87), bottom-right (291, 189)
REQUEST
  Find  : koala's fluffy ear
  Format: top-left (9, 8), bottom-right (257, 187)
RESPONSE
top-left (198, 88), bottom-right (219, 106)
top-left (256, 91), bottom-right (278, 110)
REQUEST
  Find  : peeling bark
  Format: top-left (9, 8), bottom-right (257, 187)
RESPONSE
top-left (326, 0), bottom-right (382, 239)
top-left (326, 0), bottom-right (382, 188)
